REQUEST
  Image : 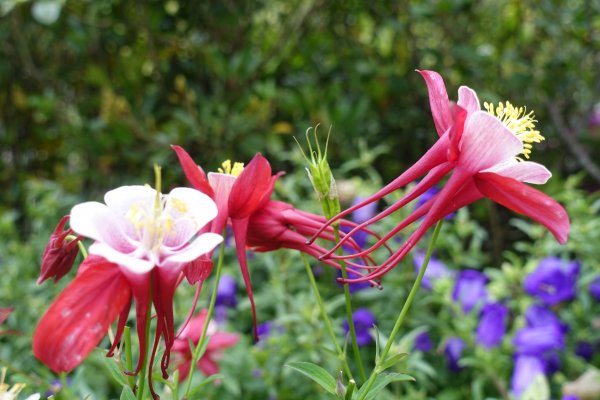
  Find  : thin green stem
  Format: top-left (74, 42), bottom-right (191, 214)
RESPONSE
top-left (66, 234), bottom-right (88, 259)
top-left (335, 227), bottom-right (367, 382)
top-left (300, 252), bottom-right (353, 380)
top-left (358, 220), bottom-right (444, 400)
top-left (136, 277), bottom-right (154, 400)
top-left (183, 239), bottom-right (226, 398)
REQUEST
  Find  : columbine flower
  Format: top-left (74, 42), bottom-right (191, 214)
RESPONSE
top-left (37, 215), bottom-right (82, 284)
top-left (476, 303), bottom-right (508, 349)
top-left (524, 257), bottom-right (580, 305)
top-left (343, 308), bottom-right (376, 346)
top-left (412, 251), bottom-right (453, 290)
top-left (33, 184), bottom-right (222, 399)
top-left (173, 145), bottom-right (282, 338)
top-left (589, 275), bottom-right (600, 301)
top-left (452, 270), bottom-right (488, 313)
top-left (171, 310), bottom-right (239, 381)
top-left (312, 70), bottom-right (569, 282)
top-left (444, 337), bottom-right (466, 372)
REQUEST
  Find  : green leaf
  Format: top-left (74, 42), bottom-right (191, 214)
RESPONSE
top-left (286, 361), bottom-right (337, 395)
top-left (96, 350), bottom-right (128, 387)
top-left (358, 372), bottom-right (415, 400)
top-left (379, 352), bottom-right (409, 372)
top-left (119, 386), bottom-right (136, 400)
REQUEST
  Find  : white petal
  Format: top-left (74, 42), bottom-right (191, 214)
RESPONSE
top-left (70, 202), bottom-right (135, 252)
top-left (164, 187), bottom-right (218, 246)
top-left (162, 232), bottom-right (223, 265)
top-left (89, 242), bottom-right (154, 274)
top-left (459, 111), bottom-right (523, 173)
top-left (104, 185), bottom-right (157, 239)
top-left (483, 159), bottom-right (551, 184)
top-left (457, 86), bottom-right (480, 113)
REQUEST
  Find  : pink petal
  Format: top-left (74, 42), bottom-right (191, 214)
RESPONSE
top-left (70, 202), bottom-right (136, 253)
top-left (228, 153), bottom-right (272, 219)
top-left (457, 86), bottom-right (480, 113)
top-left (483, 159), bottom-right (551, 184)
top-left (475, 172), bottom-right (569, 244)
top-left (418, 70), bottom-right (454, 136)
top-left (164, 187), bottom-right (218, 247)
top-left (459, 111), bottom-right (523, 173)
top-left (207, 332), bottom-right (240, 350)
top-left (89, 242), bottom-right (154, 274)
top-left (198, 356), bottom-right (220, 376)
top-left (171, 145), bottom-right (215, 198)
top-left (162, 232), bottom-right (223, 264)
top-left (33, 258), bottom-right (131, 373)
top-left (207, 172), bottom-right (236, 233)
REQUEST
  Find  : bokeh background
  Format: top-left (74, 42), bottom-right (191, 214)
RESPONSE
top-left (1, 0), bottom-right (600, 399)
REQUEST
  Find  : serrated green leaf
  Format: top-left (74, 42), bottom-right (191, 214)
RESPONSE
top-left (120, 386), bottom-right (136, 400)
top-left (379, 352), bottom-right (409, 372)
top-left (358, 372), bottom-right (415, 400)
top-left (286, 361), bottom-right (337, 395)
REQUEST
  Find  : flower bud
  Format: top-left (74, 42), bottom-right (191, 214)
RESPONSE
top-left (38, 215), bottom-right (82, 284)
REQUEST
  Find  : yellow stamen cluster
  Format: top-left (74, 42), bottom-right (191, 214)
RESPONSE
top-left (218, 160), bottom-right (245, 176)
top-left (0, 368), bottom-right (26, 400)
top-left (484, 101), bottom-right (544, 159)
top-left (127, 196), bottom-right (175, 254)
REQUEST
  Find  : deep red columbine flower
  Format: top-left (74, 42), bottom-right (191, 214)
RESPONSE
top-left (171, 309), bottom-right (239, 381)
top-left (38, 215), bottom-right (82, 284)
top-left (312, 70), bottom-right (569, 282)
top-left (33, 185), bottom-right (222, 399)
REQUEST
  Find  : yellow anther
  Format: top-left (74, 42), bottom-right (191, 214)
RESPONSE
top-left (484, 100), bottom-right (544, 159)
top-left (218, 159), bottom-right (245, 177)
top-left (170, 197), bottom-right (188, 213)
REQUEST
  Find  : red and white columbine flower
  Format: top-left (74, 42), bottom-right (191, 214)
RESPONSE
top-left (33, 185), bottom-right (222, 399)
top-left (314, 70), bottom-right (569, 282)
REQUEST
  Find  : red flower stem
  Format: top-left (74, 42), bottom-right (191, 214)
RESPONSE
top-left (183, 237), bottom-right (226, 398)
top-left (124, 326), bottom-right (136, 390)
top-left (136, 275), bottom-right (153, 400)
top-left (358, 220), bottom-right (444, 400)
top-left (335, 226), bottom-right (367, 382)
top-left (300, 252), bottom-right (354, 380)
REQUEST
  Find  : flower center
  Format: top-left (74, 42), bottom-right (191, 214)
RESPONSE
top-left (218, 160), bottom-right (244, 177)
top-left (484, 101), bottom-right (544, 159)
top-left (126, 195), bottom-right (175, 259)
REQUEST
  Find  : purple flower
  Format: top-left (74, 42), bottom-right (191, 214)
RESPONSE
top-left (215, 275), bottom-right (238, 308)
top-left (257, 321), bottom-right (273, 342)
top-left (337, 268), bottom-right (372, 293)
top-left (412, 251), bottom-right (453, 290)
top-left (351, 196), bottom-right (377, 225)
top-left (542, 351), bottom-right (561, 375)
top-left (452, 270), bottom-right (488, 313)
top-left (524, 304), bottom-right (569, 333)
top-left (589, 104), bottom-right (600, 127)
top-left (589, 275), bottom-right (600, 301)
top-left (414, 331), bottom-right (433, 352)
top-left (513, 324), bottom-right (566, 355)
top-left (444, 337), bottom-right (466, 372)
top-left (343, 308), bottom-right (376, 347)
top-left (511, 355), bottom-right (545, 398)
top-left (476, 303), bottom-right (508, 349)
top-left (575, 341), bottom-right (594, 361)
top-left (524, 257), bottom-right (580, 305)
top-left (562, 396), bottom-right (580, 400)
top-left (415, 186), bottom-right (455, 220)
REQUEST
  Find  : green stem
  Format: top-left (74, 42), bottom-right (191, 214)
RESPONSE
top-left (335, 227), bottom-right (367, 383)
top-left (300, 252), bottom-right (353, 380)
top-left (136, 277), bottom-right (154, 400)
top-left (66, 234), bottom-right (88, 259)
top-left (183, 239), bottom-right (226, 398)
top-left (124, 326), bottom-right (136, 390)
top-left (358, 220), bottom-right (444, 400)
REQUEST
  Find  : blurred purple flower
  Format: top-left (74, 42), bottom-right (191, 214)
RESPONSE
top-left (257, 321), bottom-right (272, 341)
top-left (524, 257), bottom-right (580, 305)
top-left (340, 196), bottom-right (378, 250)
top-left (542, 351), bottom-right (561, 375)
top-left (452, 270), bottom-right (488, 313)
top-left (524, 304), bottom-right (569, 334)
top-left (562, 396), bottom-right (580, 400)
top-left (476, 303), bottom-right (508, 349)
top-left (343, 308), bottom-right (376, 347)
top-left (513, 324), bottom-right (566, 355)
top-left (415, 186), bottom-right (455, 220)
top-left (511, 355), bottom-right (545, 398)
top-left (414, 331), bottom-right (433, 352)
top-left (215, 275), bottom-right (238, 308)
top-left (589, 104), bottom-right (600, 127)
top-left (337, 267), bottom-right (372, 293)
top-left (575, 341), bottom-right (594, 362)
top-left (444, 337), bottom-right (466, 372)
top-left (412, 251), bottom-right (454, 290)
top-left (589, 275), bottom-right (600, 301)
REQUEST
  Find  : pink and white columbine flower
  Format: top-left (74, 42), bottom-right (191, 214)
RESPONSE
top-left (33, 185), bottom-right (222, 399)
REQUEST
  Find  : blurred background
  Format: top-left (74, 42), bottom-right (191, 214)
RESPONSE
top-left (1, 1), bottom-right (600, 398)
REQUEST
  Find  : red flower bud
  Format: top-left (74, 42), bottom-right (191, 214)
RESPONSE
top-left (38, 215), bottom-right (82, 284)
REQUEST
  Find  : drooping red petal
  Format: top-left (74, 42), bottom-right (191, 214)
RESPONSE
top-left (33, 259), bottom-right (131, 373)
top-left (474, 172), bottom-right (570, 244)
top-left (228, 153), bottom-right (272, 219)
top-left (120, 269), bottom-right (151, 375)
top-left (231, 217), bottom-right (258, 340)
top-left (418, 70), bottom-right (454, 136)
top-left (171, 145), bottom-right (215, 198)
